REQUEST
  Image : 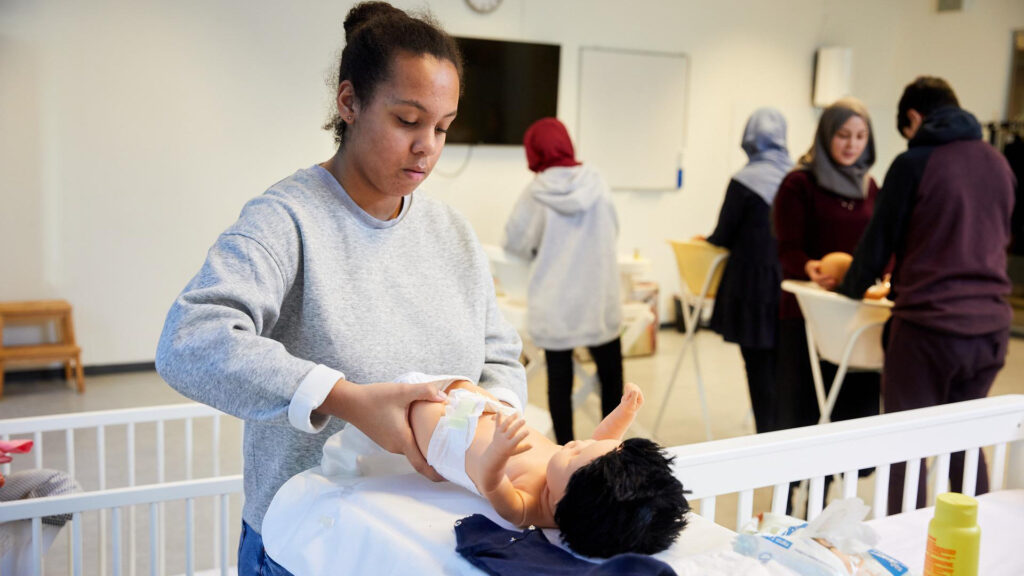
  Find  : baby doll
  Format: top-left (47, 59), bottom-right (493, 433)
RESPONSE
top-left (406, 378), bottom-right (689, 558)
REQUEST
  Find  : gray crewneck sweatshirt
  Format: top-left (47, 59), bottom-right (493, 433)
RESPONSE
top-left (156, 165), bottom-right (526, 531)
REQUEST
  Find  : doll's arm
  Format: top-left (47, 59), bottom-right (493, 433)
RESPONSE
top-left (591, 382), bottom-right (644, 441)
top-left (476, 411), bottom-right (537, 526)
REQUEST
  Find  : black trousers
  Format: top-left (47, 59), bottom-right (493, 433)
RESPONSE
top-left (883, 317), bottom-right (1009, 515)
top-left (544, 336), bottom-right (624, 444)
top-left (740, 345), bottom-right (777, 433)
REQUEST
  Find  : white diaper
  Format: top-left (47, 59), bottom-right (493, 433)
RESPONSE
top-left (426, 388), bottom-right (516, 496)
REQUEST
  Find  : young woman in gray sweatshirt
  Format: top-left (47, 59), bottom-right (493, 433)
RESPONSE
top-left (155, 4), bottom-right (526, 570)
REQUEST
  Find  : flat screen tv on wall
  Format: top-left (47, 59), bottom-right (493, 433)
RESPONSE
top-left (447, 37), bottom-right (560, 145)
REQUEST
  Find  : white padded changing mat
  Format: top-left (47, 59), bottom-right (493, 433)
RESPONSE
top-left (262, 467), bottom-right (738, 575)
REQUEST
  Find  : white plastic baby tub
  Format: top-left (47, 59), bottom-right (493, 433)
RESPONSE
top-left (781, 280), bottom-right (892, 370)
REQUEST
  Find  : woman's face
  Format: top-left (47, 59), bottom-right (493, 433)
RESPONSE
top-left (342, 52), bottom-right (459, 201)
top-left (829, 115), bottom-right (870, 167)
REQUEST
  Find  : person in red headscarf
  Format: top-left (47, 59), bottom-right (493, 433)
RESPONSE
top-left (503, 118), bottom-right (624, 444)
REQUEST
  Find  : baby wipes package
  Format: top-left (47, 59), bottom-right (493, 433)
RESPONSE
top-left (733, 498), bottom-right (915, 576)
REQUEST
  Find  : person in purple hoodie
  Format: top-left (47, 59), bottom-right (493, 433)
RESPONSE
top-left (838, 76), bottom-right (1016, 514)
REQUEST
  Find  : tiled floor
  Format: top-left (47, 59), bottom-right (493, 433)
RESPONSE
top-left (1, 328), bottom-right (1022, 574)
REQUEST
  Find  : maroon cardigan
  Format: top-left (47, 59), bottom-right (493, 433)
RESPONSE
top-left (773, 169), bottom-right (878, 320)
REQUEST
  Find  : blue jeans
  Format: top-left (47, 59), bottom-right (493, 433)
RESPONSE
top-left (238, 521), bottom-right (294, 576)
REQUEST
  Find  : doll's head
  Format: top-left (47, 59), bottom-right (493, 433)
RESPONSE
top-left (550, 438), bottom-right (690, 557)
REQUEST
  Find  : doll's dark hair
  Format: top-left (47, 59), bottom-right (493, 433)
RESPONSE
top-left (897, 76), bottom-right (959, 133)
top-left (554, 437), bottom-right (690, 558)
top-left (323, 1), bottom-right (464, 145)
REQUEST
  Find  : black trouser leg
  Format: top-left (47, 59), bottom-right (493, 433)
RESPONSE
top-left (740, 346), bottom-right (776, 433)
top-left (588, 337), bottom-right (624, 418)
top-left (544, 348), bottom-right (575, 444)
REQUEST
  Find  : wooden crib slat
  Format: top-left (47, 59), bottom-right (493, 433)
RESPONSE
top-left (156, 421), bottom-right (165, 483)
top-left (113, 507), bottom-right (123, 576)
top-left (186, 498), bottom-right (195, 576)
top-left (212, 415), bottom-right (222, 569)
top-left (699, 496), bottom-right (716, 524)
top-left (212, 416), bottom-right (221, 476)
top-left (736, 489), bottom-right (754, 530)
top-left (1, 433), bottom-right (9, 476)
top-left (963, 447), bottom-right (980, 496)
top-left (157, 421), bottom-right (166, 574)
top-left (220, 494), bottom-right (230, 576)
top-left (127, 423), bottom-right (136, 487)
top-left (98, 425), bottom-right (107, 489)
top-left (66, 429), bottom-right (76, 479)
top-left (185, 418), bottom-right (194, 481)
top-left (934, 453), bottom-right (951, 504)
top-left (31, 516), bottom-right (43, 576)
top-left (72, 511), bottom-right (83, 576)
top-left (149, 503), bottom-right (159, 576)
top-left (807, 477), bottom-right (825, 521)
top-left (770, 482), bottom-right (788, 515)
top-left (992, 443), bottom-right (1007, 491)
top-left (842, 469), bottom-right (858, 500)
top-left (127, 422), bottom-right (137, 576)
top-left (903, 458), bottom-right (921, 514)
top-left (98, 425), bottom-right (108, 576)
top-left (872, 464), bottom-right (889, 519)
top-left (34, 431), bottom-right (43, 469)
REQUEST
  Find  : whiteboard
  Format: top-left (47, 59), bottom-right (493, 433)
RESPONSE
top-left (577, 47), bottom-right (689, 191)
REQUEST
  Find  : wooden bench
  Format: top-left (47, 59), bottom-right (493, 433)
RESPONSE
top-left (0, 300), bottom-right (84, 398)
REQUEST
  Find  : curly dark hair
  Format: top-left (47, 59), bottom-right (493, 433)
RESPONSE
top-left (323, 1), bottom-right (464, 146)
top-left (553, 437), bottom-right (690, 558)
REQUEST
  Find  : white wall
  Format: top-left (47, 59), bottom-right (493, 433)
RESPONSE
top-left (2, 0), bottom-right (1022, 365)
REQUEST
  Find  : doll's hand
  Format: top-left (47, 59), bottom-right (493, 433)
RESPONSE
top-left (490, 412), bottom-right (532, 458)
top-left (805, 260), bottom-right (837, 289)
top-left (478, 411), bottom-right (531, 493)
top-left (620, 382), bottom-right (644, 413)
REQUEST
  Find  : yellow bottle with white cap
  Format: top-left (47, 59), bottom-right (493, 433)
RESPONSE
top-left (923, 492), bottom-right (980, 576)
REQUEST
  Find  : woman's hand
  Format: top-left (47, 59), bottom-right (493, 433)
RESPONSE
top-left (805, 259), bottom-right (837, 289)
top-left (321, 378), bottom-right (448, 481)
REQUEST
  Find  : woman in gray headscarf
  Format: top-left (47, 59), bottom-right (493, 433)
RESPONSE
top-left (772, 97), bottom-right (881, 455)
top-left (702, 108), bottom-right (791, 433)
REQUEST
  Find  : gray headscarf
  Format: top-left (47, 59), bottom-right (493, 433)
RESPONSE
top-left (797, 97), bottom-right (876, 200)
top-left (732, 107), bottom-right (792, 205)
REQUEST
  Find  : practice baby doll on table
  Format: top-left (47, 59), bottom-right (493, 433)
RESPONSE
top-left (324, 373), bottom-right (690, 558)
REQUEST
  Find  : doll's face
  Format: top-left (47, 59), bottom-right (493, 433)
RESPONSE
top-left (829, 115), bottom-right (870, 167)
top-left (545, 439), bottom-right (620, 504)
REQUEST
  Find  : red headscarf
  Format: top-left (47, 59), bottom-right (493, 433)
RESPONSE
top-left (523, 117), bottom-right (581, 173)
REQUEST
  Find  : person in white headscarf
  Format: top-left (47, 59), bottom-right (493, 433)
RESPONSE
top-left (701, 108), bottom-right (791, 433)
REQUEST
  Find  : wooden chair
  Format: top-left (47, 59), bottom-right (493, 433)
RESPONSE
top-left (0, 300), bottom-right (84, 398)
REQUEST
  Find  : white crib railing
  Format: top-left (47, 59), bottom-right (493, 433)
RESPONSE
top-left (668, 394), bottom-right (1024, 530)
top-left (0, 404), bottom-right (243, 576)
top-left (0, 476), bottom-right (243, 576)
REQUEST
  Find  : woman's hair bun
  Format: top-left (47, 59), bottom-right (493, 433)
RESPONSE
top-left (344, 2), bottom-right (404, 39)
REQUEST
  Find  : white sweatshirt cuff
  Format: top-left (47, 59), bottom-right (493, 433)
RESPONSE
top-left (289, 364), bottom-right (344, 433)
top-left (486, 387), bottom-right (523, 414)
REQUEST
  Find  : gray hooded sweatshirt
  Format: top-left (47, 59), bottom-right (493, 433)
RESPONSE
top-left (503, 165), bottom-right (621, 350)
